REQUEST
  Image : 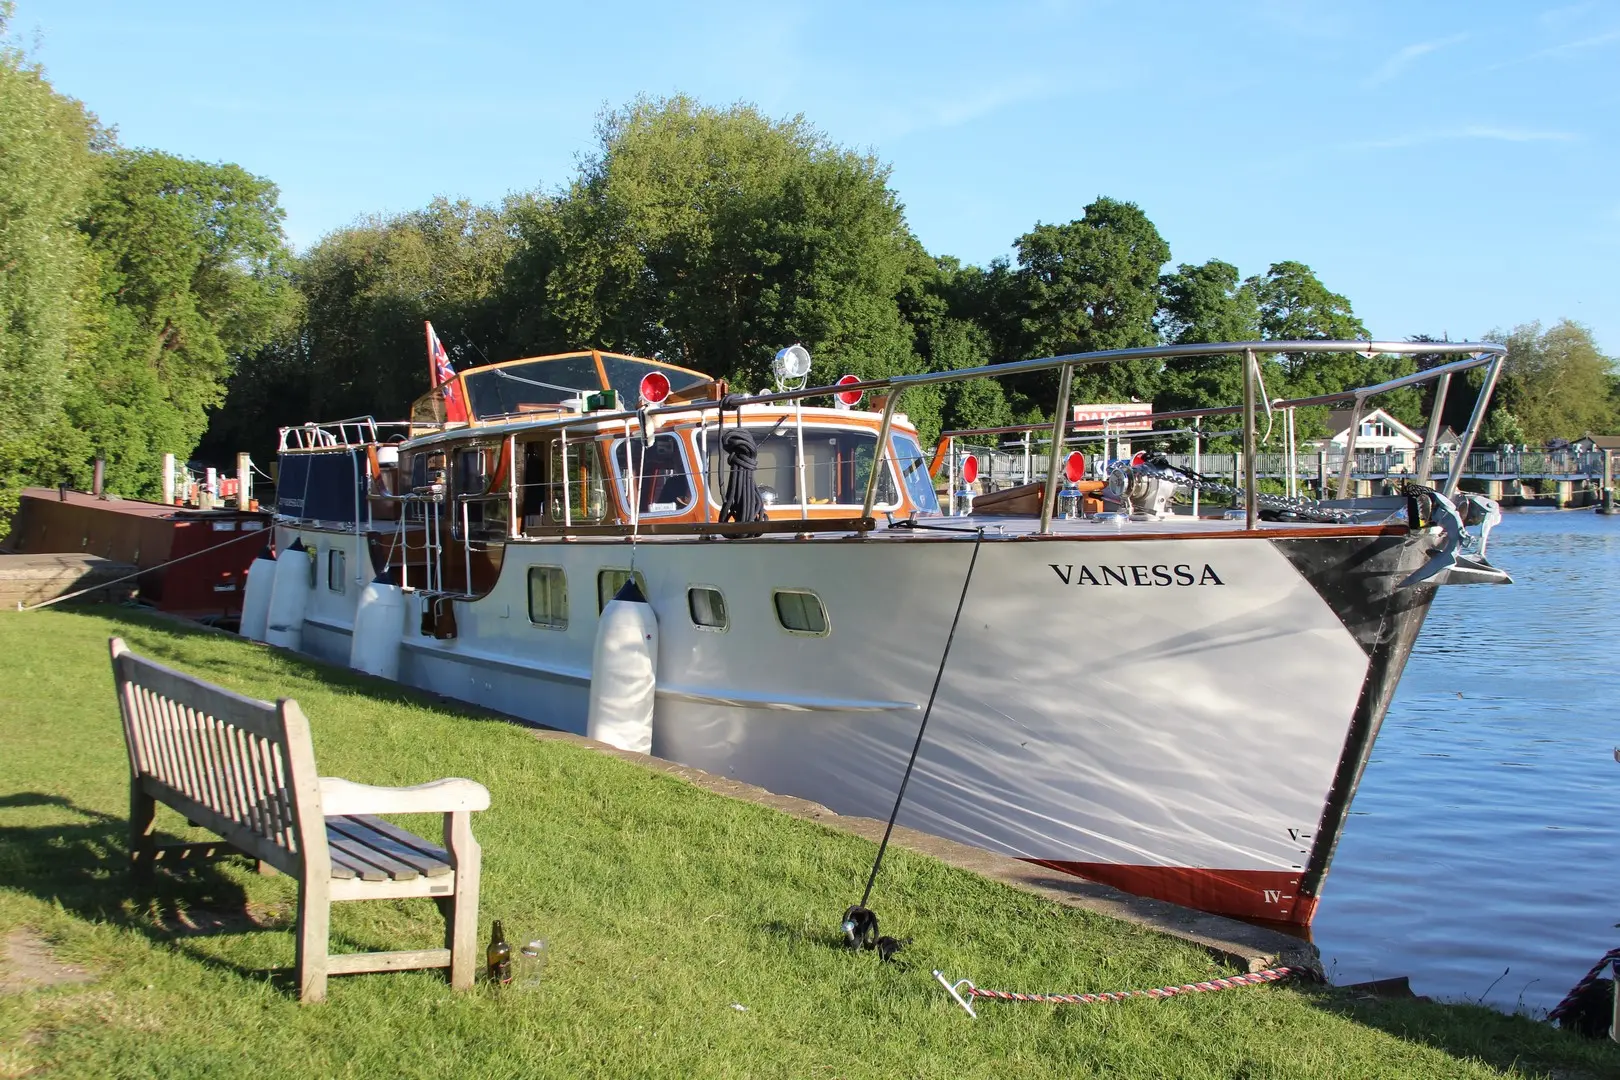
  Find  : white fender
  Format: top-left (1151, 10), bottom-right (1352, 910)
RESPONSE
top-left (349, 579), bottom-right (405, 679)
top-left (264, 539), bottom-right (312, 651)
top-left (239, 548), bottom-right (276, 642)
top-left (586, 578), bottom-right (658, 753)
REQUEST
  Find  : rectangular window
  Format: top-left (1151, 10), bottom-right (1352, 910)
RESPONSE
top-left (598, 568), bottom-right (648, 611)
top-left (527, 566), bottom-right (568, 629)
top-left (773, 590), bottom-right (828, 635)
top-left (688, 586), bottom-right (728, 631)
top-left (548, 439), bottom-right (608, 525)
top-left (703, 424), bottom-right (899, 509)
top-left (612, 433), bottom-right (695, 516)
top-left (327, 549), bottom-right (345, 593)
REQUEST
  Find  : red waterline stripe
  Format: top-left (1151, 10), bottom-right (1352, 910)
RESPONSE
top-left (1024, 860), bottom-right (1319, 927)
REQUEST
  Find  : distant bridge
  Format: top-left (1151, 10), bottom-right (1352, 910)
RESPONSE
top-left (952, 445), bottom-right (1618, 508)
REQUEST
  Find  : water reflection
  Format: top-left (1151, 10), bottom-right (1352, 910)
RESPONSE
top-left (1312, 510), bottom-right (1620, 1013)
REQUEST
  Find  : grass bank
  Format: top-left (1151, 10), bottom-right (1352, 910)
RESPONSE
top-left (1, 607), bottom-right (1615, 1079)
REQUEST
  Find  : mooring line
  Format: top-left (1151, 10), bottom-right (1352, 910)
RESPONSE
top-left (856, 527), bottom-right (985, 911)
top-left (933, 966), bottom-right (1298, 1019)
top-left (1547, 947), bottom-right (1620, 1024)
top-left (16, 526), bottom-right (268, 612)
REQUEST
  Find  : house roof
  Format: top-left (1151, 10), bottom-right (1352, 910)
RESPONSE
top-left (1588, 434), bottom-right (1620, 451)
top-left (1323, 407), bottom-right (1424, 444)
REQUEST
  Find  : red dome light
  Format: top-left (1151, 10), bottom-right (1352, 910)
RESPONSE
top-left (834, 374), bottom-right (863, 408)
top-left (960, 454), bottom-right (979, 484)
top-left (639, 371), bottom-right (671, 404)
top-left (1064, 451), bottom-right (1087, 484)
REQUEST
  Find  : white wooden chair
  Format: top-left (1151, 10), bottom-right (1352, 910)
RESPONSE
top-left (108, 637), bottom-right (489, 1002)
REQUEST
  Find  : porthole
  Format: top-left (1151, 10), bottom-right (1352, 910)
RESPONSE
top-left (773, 589), bottom-right (828, 636)
top-left (527, 566), bottom-right (568, 629)
top-left (327, 549), bottom-right (345, 593)
top-left (688, 586), bottom-right (728, 631)
top-left (598, 568), bottom-right (648, 612)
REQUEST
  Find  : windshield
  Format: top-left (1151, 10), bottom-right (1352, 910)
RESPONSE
top-left (892, 433), bottom-right (940, 515)
top-left (600, 356), bottom-right (711, 409)
top-left (463, 355), bottom-right (602, 419)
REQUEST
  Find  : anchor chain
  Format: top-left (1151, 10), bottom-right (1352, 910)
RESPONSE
top-left (1106, 459), bottom-right (1360, 523)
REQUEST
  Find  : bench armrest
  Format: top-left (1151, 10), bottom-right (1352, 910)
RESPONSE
top-left (318, 776), bottom-right (491, 816)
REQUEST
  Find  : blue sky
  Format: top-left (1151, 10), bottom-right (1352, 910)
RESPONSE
top-left (21, 1), bottom-right (1620, 353)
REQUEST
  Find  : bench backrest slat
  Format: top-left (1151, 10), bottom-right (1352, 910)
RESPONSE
top-left (109, 638), bottom-right (329, 879)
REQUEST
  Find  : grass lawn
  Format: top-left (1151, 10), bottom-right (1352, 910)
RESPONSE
top-left (1, 606), bottom-right (1616, 1079)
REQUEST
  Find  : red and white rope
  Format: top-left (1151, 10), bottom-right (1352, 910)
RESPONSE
top-left (1547, 948), bottom-right (1620, 1024)
top-left (935, 966), bottom-right (1296, 1017)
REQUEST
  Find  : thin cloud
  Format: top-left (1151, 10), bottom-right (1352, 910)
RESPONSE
top-left (1488, 26), bottom-right (1620, 69)
top-left (1540, 3), bottom-right (1599, 29)
top-left (1363, 34), bottom-right (1467, 88)
top-left (1345, 126), bottom-right (1579, 151)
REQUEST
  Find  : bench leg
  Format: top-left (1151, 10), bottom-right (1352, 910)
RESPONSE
top-left (294, 876), bottom-right (331, 1003)
top-left (130, 783), bottom-right (157, 881)
top-left (443, 811), bottom-right (481, 991)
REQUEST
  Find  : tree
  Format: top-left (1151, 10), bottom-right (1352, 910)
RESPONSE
top-left (1007, 198), bottom-right (1170, 408)
top-left (539, 96), bottom-right (928, 404)
top-left (210, 197), bottom-right (515, 460)
top-left (1155, 259), bottom-right (1264, 416)
top-left (1489, 320), bottom-right (1617, 442)
top-left (52, 150), bottom-right (298, 496)
top-left (1242, 261), bottom-right (1422, 437)
top-left (0, 5), bottom-right (100, 516)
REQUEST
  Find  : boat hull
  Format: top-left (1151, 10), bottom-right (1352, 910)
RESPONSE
top-left (265, 522), bottom-right (1436, 927)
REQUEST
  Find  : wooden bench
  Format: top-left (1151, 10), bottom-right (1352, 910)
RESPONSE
top-left (108, 637), bottom-right (489, 1002)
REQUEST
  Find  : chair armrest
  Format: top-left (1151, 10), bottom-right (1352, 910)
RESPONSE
top-left (318, 776), bottom-right (491, 816)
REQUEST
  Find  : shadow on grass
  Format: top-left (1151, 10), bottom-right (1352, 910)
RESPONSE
top-left (1, 790), bottom-right (377, 999)
top-left (1301, 973), bottom-right (1620, 1078)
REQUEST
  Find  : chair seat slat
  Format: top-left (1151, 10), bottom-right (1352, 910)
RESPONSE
top-left (325, 826), bottom-right (420, 881)
top-left (329, 816), bottom-right (451, 877)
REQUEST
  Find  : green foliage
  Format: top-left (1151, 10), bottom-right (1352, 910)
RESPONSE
top-left (1007, 197), bottom-right (1170, 406)
top-left (5, 51), bottom-right (1602, 494)
top-left (57, 150), bottom-right (298, 497)
top-left (0, 17), bottom-right (295, 509)
top-left (1489, 320), bottom-right (1618, 442)
top-left (545, 97), bottom-right (926, 396)
top-left (0, 7), bottom-right (99, 516)
top-left (1156, 259), bottom-right (1265, 421)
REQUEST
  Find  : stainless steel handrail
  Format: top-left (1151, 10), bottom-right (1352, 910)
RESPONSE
top-left (373, 339), bottom-right (1509, 534)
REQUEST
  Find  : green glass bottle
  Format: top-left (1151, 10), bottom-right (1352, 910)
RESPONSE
top-left (486, 919), bottom-right (512, 984)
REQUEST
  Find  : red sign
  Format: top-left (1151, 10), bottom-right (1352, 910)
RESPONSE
top-left (1072, 403), bottom-right (1153, 432)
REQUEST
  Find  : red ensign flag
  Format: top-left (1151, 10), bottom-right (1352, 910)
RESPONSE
top-left (426, 322), bottom-right (468, 422)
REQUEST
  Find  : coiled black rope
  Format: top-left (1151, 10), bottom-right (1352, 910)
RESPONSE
top-left (718, 428), bottom-right (766, 536)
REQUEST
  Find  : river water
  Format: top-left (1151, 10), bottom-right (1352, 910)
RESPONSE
top-left (1311, 509), bottom-right (1620, 1013)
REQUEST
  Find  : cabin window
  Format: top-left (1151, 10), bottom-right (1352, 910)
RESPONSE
top-left (453, 445), bottom-right (511, 541)
top-left (611, 434), bottom-right (695, 517)
top-left (455, 447), bottom-right (491, 495)
top-left (598, 568), bottom-right (648, 611)
top-left (688, 586), bottom-right (728, 631)
top-left (773, 589), bottom-right (828, 635)
top-left (527, 566), bottom-right (568, 629)
top-left (544, 438), bottom-right (608, 526)
top-left (327, 549), bottom-right (345, 593)
top-left (891, 433), bottom-right (941, 514)
top-left (703, 424), bottom-right (900, 509)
